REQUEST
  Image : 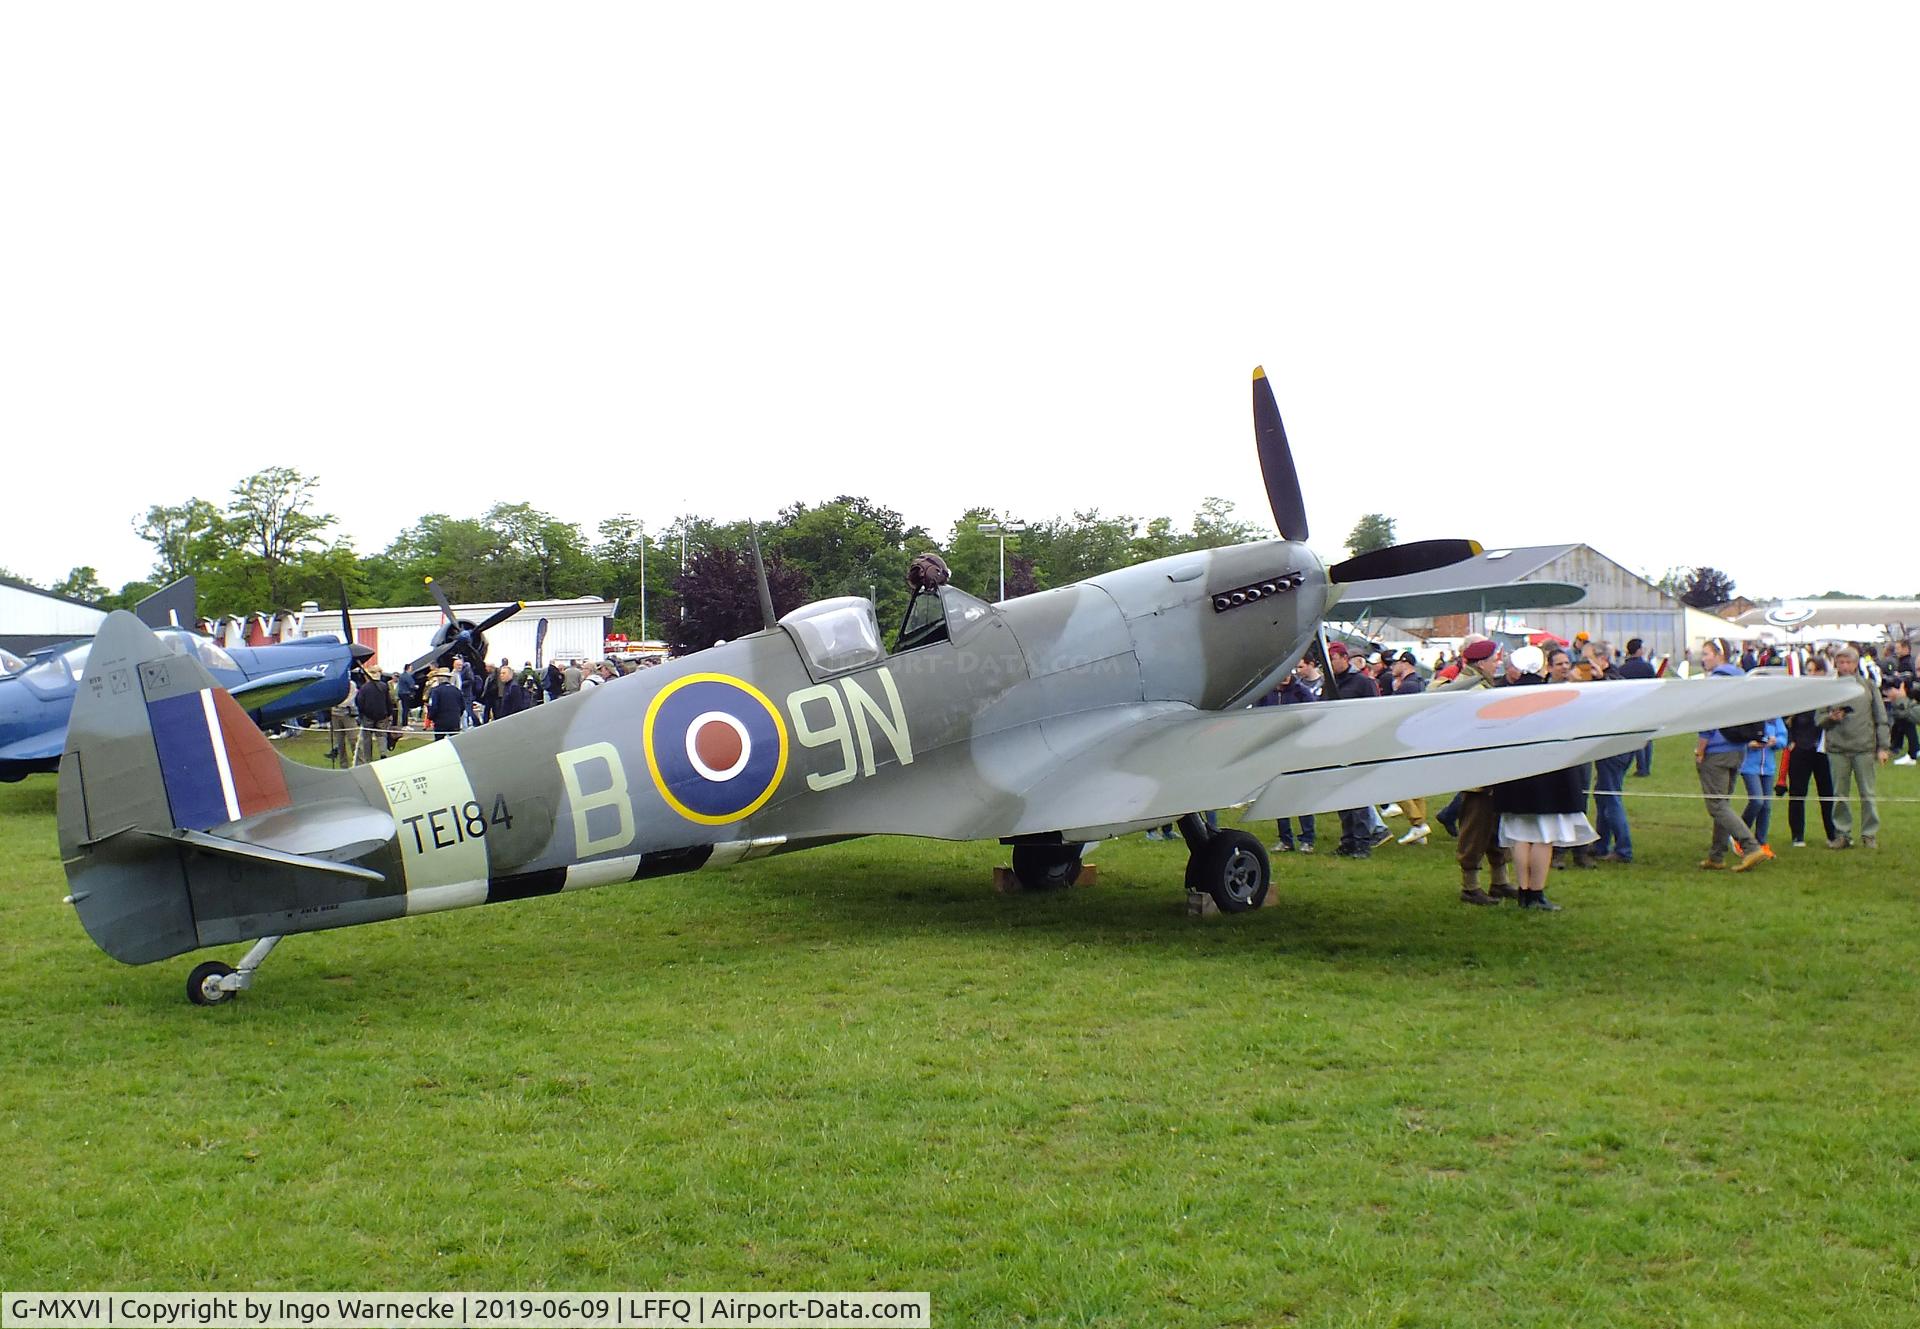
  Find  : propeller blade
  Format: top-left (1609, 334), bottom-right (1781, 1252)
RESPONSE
top-left (424, 576), bottom-right (460, 628)
top-left (404, 639), bottom-right (458, 673)
top-left (338, 579), bottom-right (373, 663)
top-left (1252, 366), bottom-right (1309, 542)
top-left (1329, 539), bottom-right (1484, 584)
top-left (473, 601), bottom-right (524, 634)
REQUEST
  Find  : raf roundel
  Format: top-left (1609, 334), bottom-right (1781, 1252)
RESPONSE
top-left (644, 673), bottom-right (790, 825)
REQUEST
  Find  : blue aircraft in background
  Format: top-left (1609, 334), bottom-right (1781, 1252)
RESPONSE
top-left (0, 579), bottom-right (371, 782)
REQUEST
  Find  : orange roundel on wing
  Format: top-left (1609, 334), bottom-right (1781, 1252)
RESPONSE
top-left (1476, 689), bottom-right (1580, 721)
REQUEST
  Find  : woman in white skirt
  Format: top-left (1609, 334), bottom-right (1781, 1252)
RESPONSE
top-left (1490, 646), bottom-right (1596, 911)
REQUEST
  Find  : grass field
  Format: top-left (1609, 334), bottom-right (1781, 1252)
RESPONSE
top-left (2, 733), bottom-right (1917, 1326)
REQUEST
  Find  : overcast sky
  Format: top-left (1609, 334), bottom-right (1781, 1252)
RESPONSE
top-left (4, 5), bottom-right (1915, 601)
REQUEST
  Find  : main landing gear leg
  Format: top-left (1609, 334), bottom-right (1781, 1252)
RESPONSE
top-left (1178, 814), bottom-right (1271, 913)
top-left (186, 935), bottom-right (283, 1007)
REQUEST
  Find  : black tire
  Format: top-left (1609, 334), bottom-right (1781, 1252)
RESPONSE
top-left (186, 960), bottom-right (236, 1006)
top-left (1011, 843), bottom-right (1083, 891)
top-left (1196, 830), bottom-right (1270, 912)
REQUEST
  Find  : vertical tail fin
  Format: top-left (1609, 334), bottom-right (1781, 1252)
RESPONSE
top-left (58, 612), bottom-right (343, 963)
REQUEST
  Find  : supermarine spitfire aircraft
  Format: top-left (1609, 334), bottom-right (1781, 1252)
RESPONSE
top-left (56, 370), bottom-right (1854, 1004)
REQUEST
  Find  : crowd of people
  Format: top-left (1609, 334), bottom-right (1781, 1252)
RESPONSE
top-left (1238, 631), bottom-right (1914, 911)
top-left (318, 653), bottom-right (661, 765)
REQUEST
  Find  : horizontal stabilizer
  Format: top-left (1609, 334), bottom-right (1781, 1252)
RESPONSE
top-left (146, 828), bottom-right (387, 883)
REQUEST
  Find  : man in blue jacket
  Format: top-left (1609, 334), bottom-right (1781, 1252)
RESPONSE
top-left (1694, 638), bottom-right (1768, 872)
top-left (1619, 638), bottom-right (1656, 776)
top-left (426, 669), bottom-right (467, 741)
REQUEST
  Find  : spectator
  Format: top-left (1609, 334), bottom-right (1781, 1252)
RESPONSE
top-left (425, 669), bottom-right (465, 740)
top-left (563, 659), bottom-right (584, 695)
top-left (353, 669), bottom-right (394, 765)
top-left (478, 660), bottom-right (503, 724)
top-left (1619, 637), bottom-right (1656, 776)
top-left (1739, 713), bottom-right (1788, 848)
top-left (495, 664), bottom-right (533, 719)
top-left (1586, 651), bottom-right (1634, 865)
top-left (1784, 656), bottom-right (1839, 848)
top-left (1693, 637), bottom-right (1768, 872)
top-left (1543, 647), bottom-right (1598, 871)
top-left (1885, 679), bottom-right (1918, 765)
top-left (451, 657), bottom-right (477, 729)
top-left (580, 662), bottom-right (604, 691)
top-left (1259, 658), bottom-right (1319, 854)
top-left (394, 667), bottom-right (421, 730)
top-left (1436, 635), bottom-right (1515, 905)
top-left (1322, 643), bottom-right (1381, 858)
top-left (1490, 646), bottom-right (1591, 911)
top-left (1821, 646), bottom-right (1890, 849)
top-left (1388, 651), bottom-right (1432, 845)
top-left (543, 660), bottom-right (565, 702)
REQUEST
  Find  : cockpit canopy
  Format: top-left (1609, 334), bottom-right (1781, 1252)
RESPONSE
top-left (11, 629), bottom-right (238, 698)
top-left (780, 586), bottom-right (998, 676)
top-left (780, 597), bottom-right (886, 674)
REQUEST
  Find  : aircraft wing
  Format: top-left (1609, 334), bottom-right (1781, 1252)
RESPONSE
top-left (992, 675), bottom-right (1854, 837)
top-left (228, 665), bottom-right (332, 712)
top-left (1736, 601), bottom-right (1920, 630)
top-left (1330, 576), bottom-right (1585, 621)
top-left (0, 727), bottom-right (65, 780)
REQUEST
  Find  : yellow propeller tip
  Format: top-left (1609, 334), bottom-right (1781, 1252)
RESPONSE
top-left (1467, 541), bottom-right (1484, 556)
top-left (424, 576), bottom-right (434, 584)
top-left (1252, 365), bottom-right (1266, 380)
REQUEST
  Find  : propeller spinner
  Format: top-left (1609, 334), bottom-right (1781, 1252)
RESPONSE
top-left (405, 577), bottom-right (525, 674)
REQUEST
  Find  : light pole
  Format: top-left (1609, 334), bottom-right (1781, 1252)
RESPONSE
top-left (639, 530), bottom-right (647, 643)
top-left (976, 521), bottom-right (1027, 602)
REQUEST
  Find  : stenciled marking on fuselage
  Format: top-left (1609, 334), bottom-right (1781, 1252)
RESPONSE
top-left (786, 667), bottom-right (914, 791)
top-left (642, 673), bottom-right (791, 826)
top-left (370, 740), bottom-right (490, 913)
top-left (395, 795), bottom-right (514, 854)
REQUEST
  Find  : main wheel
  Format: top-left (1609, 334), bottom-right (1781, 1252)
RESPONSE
top-left (186, 960), bottom-right (236, 1006)
top-left (1011, 843), bottom-right (1084, 891)
top-left (1195, 830), bottom-right (1270, 912)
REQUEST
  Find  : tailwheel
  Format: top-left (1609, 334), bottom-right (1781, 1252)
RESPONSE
top-left (1192, 829), bottom-right (1270, 912)
top-left (186, 961), bottom-right (237, 1006)
top-left (1011, 843), bottom-right (1084, 891)
top-left (183, 936), bottom-right (282, 1006)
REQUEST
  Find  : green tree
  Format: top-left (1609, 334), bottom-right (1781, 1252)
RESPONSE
top-left (487, 502), bottom-right (593, 598)
top-left (768, 496), bottom-right (929, 628)
top-left (226, 468), bottom-right (334, 606)
top-left (1344, 513), bottom-right (1396, 557)
top-left (595, 514), bottom-right (681, 640)
top-left (1188, 497), bottom-right (1261, 550)
top-left (135, 499), bottom-right (227, 583)
top-left (1021, 509), bottom-right (1140, 587)
top-left (51, 567), bottom-right (109, 603)
top-left (102, 580), bottom-right (161, 612)
top-left (369, 514), bottom-right (517, 606)
top-left (1680, 566), bottom-right (1736, 609)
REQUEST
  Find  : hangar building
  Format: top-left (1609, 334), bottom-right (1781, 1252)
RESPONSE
top-left (0, 577), bottom-right (106, 656)
top-left (1362, 543), bottom-right (1703, 659)
top-left (298, 595), bottom-right (620, 670)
